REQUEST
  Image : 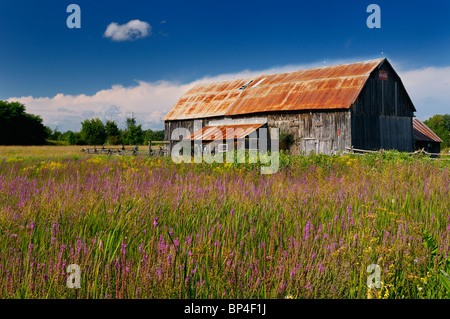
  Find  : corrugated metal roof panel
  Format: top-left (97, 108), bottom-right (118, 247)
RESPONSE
top-left (185, 123), bottom-right (265, 141)
top-left (413, 118), bottom-right (443, 143)
top-left (163, 58), bottom-right (385, 121)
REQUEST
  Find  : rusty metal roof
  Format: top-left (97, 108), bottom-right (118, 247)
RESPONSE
top-left (185, 123), bottom-right (265, 141)
top-left (413, 118), bottom-right (443, 143)
top-left (163, 58), bottom-right (385, 121)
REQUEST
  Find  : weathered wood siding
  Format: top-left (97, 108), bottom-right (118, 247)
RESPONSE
top-left (351, 60), bottom-right (415, 151)
top-left (265, 111), bottom-right (351, 155)
top-left (164, 119), bottom-right (205, 153)
top-left (164, 111), bottom-right (351, 156)
top-left (221, 111), bottom-right (351, 155)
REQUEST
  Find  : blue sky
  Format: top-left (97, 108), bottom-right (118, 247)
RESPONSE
top-left (1, 0), bottom-right (449, 131)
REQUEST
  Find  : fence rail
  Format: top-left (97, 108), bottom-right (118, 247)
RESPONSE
top-left (81, 145), bottom-right (168, 157)
top-left (345, 146), bottom-right (449, 157)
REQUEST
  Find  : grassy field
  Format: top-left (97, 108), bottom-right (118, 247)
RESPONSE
top-left (0, 145), bottom-right (156, 160)
top-left (0, 147), bottom-right (449, 299)
top-left (0, 145), bottom-right (91, 160)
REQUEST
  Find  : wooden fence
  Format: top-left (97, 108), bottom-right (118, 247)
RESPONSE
top-left (81, 142), bottom-right (169, 157)
top-left (346, 146), bottom-right (449, 158)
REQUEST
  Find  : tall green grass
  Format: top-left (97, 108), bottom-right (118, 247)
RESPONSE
top-left (0, 151), bottom-right (449, 298)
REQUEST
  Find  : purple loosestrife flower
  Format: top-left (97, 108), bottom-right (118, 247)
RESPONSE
top-left (318, 263), bottom-right (324, 272)
top-left (155, 267), bottom-right (162, 280)
top-left (159, 235), bottom-right (165, 251)
top-left (76, 239), bottom-right (83, 255)
top-left (303, 221), bottom-right (311, 240)
top-left (52, 221), bottom-right (59, 236)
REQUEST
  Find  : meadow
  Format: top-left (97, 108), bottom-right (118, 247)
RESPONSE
top-left (0, 147), bottom-right (449, 299)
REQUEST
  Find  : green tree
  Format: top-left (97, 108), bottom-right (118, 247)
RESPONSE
top-left (80, 118), bottom-right (107, 145)
top-left (123, 117), bottom-right (144, 145)
top-left (45, 126), bottom-right (63, 141)
top-left (66, 131), bottom-right (76, 145)
top-left (0, 100), bottom-right (48, 145)
top-left (64, 131), bottom-right (85, 145)
top-left (424, 114), bottom-right (450, 149)
top-left (105, 120), bottom-right (121, 145)
top-left (145, 129), bottom-right (164, 141)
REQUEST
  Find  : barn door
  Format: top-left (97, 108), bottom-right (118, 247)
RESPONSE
top-left (303, 138), bottom-right (318, 155)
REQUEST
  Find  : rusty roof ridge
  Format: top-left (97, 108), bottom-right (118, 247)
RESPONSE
top-left (187, 58), bottom-right (385, 91)
top-left (163, 58), bottom-right (387, 121)
top-left (252, 58), bottom-right (384, 80)
top-left (181, 74), bottom-right (373, 98)
top-left (243, 74), bottom-right (371, 90)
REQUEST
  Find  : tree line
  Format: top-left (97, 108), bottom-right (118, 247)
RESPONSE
top-left (48, 117), bottom-right (164, 146)
top-left (1, 100), bottom-right (449, 149)
top-left (0, 100), bottom-right (164, 146)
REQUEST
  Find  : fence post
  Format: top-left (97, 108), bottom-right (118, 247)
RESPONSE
top-left (148, 139), bottom-right (152, 156)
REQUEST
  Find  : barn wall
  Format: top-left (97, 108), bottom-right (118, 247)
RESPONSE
top-left (223, 110), bottom-right (351, 155)
top-left (164, 110), bottom-right (351, 156)
top-left (266, 111), bottom-right (352, 155)
top-left (351, 60), bottom-right (415, 151)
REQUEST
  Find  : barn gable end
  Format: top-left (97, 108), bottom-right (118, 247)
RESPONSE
top-left (351, 59), bottom-right (415, 151)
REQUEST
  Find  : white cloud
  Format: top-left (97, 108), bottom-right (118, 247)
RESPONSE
top-left (104, 19), bottom-right (151, 41)
top-left (396, 66), bottom-right (450, 121)
top-left (6, 61), bottom-right (330, 132)
top-left (7, 59), bottom-right (450, 132)
top-left (7, 80), bottom-right (193, 131)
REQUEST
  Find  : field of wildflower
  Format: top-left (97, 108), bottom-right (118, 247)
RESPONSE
top-left (0, 150), bottom-right (449, 299)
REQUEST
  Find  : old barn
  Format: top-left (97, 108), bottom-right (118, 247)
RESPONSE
top-left (163, 58), bottom-right (417, 155)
